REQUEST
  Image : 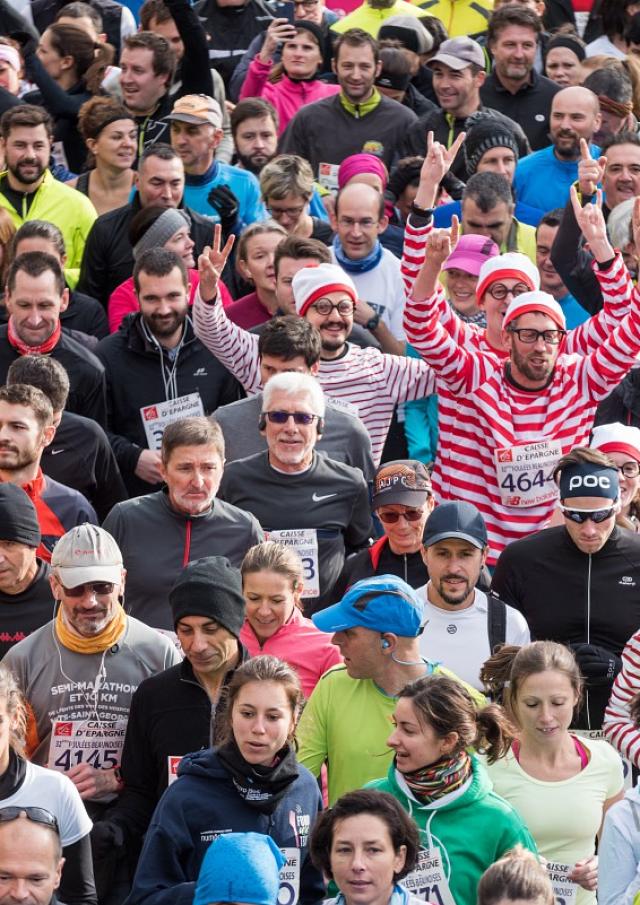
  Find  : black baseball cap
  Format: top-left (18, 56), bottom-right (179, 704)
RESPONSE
top-left (422, 501), bottom-right (487, 549)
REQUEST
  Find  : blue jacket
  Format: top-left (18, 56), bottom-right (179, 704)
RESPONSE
top-left (183, 162), bottom-right (266, 231)
top-left (433, 199), bottom-right (544, 228)
top-left (125, 747), bottom-right (325, 905)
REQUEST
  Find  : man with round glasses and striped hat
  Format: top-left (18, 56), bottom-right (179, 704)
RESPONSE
top-left (492, 446), bottom-right (640, 729)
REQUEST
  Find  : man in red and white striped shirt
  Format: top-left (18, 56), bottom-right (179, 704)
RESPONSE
top-left (404, 190), bottom-right (640, 563)
top-left (604, 628), bottom-right (640, 768)
top-left (193, 230), bottom-right (435, 465)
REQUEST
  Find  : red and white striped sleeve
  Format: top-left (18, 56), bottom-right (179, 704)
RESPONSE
top-left (604, 630), bottom-right (640, 768)
top-left (192, 288), bottom-right (262, 394)
top-left (401, 215), bottom-right (432, 301)
top-left (565, 253), bottom-right (632, 356)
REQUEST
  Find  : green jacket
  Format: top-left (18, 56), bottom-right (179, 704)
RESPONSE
top-left (0, 170), bottom-right (96, 284)
top-left (367, 754), bottom-right (537, 905)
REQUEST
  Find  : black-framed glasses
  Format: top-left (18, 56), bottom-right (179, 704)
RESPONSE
top-left (0, 807), bottom-right (59, 834)
top-left (507, 327), bottom-right (566, 345)
top-left (264, 411), bottom-right (318, 425)
top-left (267, 203), bottom-right (306, 219)
top-left (377, 508), bottom-right (424, 524)
top-left (486, 282), bottom-right (530, 301)
top-left (310, 299), bottom-right (354, 316)
top-left (62, 582), bottom-right (116, 598)
top-left (559, 504), bottom-right (616, 524)
top-left (616, 461), bottom-right (640, 478)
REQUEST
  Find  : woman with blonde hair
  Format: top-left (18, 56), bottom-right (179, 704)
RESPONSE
top-left (477, 845), bottom-right (554, 905)
top-left (481, 641), bottom-right (624, 905)
top-left (260, 155), bottom-right (333, 243)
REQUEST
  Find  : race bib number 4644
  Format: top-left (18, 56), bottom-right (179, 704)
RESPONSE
top-left (494, 440), bottom-right (562, 508)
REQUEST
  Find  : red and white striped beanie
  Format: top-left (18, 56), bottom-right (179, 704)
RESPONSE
top-left (292, 264), bottom-right (358, 316)
top-left (502, 290), bottom-right (566, 330)
top-left (476, 252), bottom-right (540, 301)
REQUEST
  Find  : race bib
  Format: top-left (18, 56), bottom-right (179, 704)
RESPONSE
top-left (278, 847), bottom-right (300, 905)
top-left (48, 718), bottom-right (127, 773)
top-left (318, 162), bottom-right (340, 192)
top-left (401, 847), bottom-right (457, 905)
top-left (574, 728), bottom-right (633, 790)
top-left (141, 393), bottom-right (204, 450)
top-left (167, 755), bottom-right (183, 786)
top-left (51, 140), bottom-right (69, 172)
top-left (267, 529), bottom-right (319, 598)
top-left (494, 440), bottom-right (562, 507)
top-left (546, 861), bottom-right (577, 905)
top-left (326, 396), bottom-right (360, 418)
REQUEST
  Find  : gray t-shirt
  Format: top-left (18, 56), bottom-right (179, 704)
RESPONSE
top-left (214, 394), bottom-right (375, 481)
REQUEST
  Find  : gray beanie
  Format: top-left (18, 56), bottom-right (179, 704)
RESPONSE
top-left (464, 112), bottom-right (520, 177)
top-left (133, 208), bottom-right (191, 260)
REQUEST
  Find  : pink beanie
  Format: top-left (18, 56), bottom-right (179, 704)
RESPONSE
top-left (475, 252), bottom-right (539, 302)
top-left (338, 154), bottom-right (389, 190)
top-left (591, 422), bottom-right (640, 463)
top-left (292, 263), bottom-right (358, 316)
top-left (502, 290), bottom-right (566, 331)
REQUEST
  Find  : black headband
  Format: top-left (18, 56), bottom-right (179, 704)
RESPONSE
top-left (558, 462), bottom-right (619, 501)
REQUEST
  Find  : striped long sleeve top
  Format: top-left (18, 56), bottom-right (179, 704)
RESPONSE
top-left (604, 629), bottom-right (640, 768)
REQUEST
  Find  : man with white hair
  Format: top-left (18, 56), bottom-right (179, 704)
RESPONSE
top-left (218, 371), bottom-right (373, 614)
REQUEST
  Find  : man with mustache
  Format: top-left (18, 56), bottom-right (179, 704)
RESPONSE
top-left (95, 247), bottom-right (241, 497)
top-left (513, 86), bottom-right (602, 212)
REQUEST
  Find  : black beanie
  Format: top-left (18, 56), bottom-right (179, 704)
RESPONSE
top-left (0, 484), bottom-right (41, 547)
top-left (170, 556), bottom-right (245, 637)
top-left (463, 112), bottom-right (520, 177)
top-left (293, 20), bottom-right (326, 55)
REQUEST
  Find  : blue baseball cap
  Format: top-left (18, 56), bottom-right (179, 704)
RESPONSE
top-left (312, 574), bottom-right (423, 637)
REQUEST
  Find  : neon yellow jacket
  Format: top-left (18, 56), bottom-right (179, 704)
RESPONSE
top-left (0, 169), bottom-right (96, 284)
top-left (331, 0), bottom-right (430, 36)
top-left (416, 0), bottom-right (494, 37)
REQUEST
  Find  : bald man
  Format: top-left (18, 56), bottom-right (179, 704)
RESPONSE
top-left (0, 810), bottom-right (64, 905)
top-left (513, 86), bottom-right (602, 211)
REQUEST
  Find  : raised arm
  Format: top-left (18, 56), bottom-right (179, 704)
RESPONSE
top-left (192, 226), bottom-right (262, 394)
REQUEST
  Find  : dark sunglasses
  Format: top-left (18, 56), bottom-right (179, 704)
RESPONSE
top-left (559, 504), bottom-right (616, 524)
top-left (0, 807), bottom-right (59, 834)
top-left (377, 509), bottom-right (424, 524)
top-left (62, 582), bottom-right (116, 598)
top-left (264, 411), bottom-right (318, 425)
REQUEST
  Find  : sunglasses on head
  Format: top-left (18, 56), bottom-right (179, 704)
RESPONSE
top-left (0, 807), bottom-right (59, 834)
top-left (559, 504), bottom-right (616, 524)
top-left (377, 508), bottom-right (424, 524)
top-left (62, 581), bottom-right (116, 598)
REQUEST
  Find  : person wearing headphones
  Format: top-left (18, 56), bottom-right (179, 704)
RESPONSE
top-left (218, 371), bottom-right (373, 616)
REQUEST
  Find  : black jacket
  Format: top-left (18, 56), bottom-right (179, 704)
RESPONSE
top-left (480, 69), bottom-right (561, 151)
top-left (195, 0), bottom-right (274, 90)
top-left (77, 194), bottom-right (217, 309)
top-left (0, 327), bottom-right (107, 427)
top-left (0, 561), bottom-right (53, 659)
top-left (402, 105), bottom-right (530, 181)
top-left (95, 313), bottom-right (242, 497)
top-left (106, 648), bottom-right (249, 850)
top-left (491, 525), bottom-right (640, 728)
top-left (0, 289), bottom-right (108, 342)
top-left (42, 412), bottom-right (128, 521)
top-left (596, 367), bottom-right (640, 428)
top-left (31, 0), bottom-right (127, 54)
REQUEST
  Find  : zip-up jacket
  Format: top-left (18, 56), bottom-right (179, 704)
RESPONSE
top-left (126, 747), bottom-right (325, 905)
top-left (480, 69), bottom-right (561, 151)
top-left (367, 755), bottom-right (537, 905)
top-left (103, 490), bottom-right (263, 630)
top-left (195, 0), bottom-right (274, 89)
top-left (492, 525), bottom-right (640, 728)
top-left (0, 560), bottom-right (52, 659)
top-left (599, 783), bottom-right (640, 905)
top-left (77, 194), bottom-right (218, 309)
top-left (0, 169), bottom-right (96, 275)
top-left (95, 313), bottom-right (242, 497)
top-left (334, 536), bottom-right (429, 601)
top-left (240, 61), bottom-right (339, 135)
top-left (0, 325), bottom-right (107, 428)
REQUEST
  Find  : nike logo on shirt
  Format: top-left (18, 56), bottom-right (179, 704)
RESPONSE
top-left (312, 492), bottom-right (337, 502)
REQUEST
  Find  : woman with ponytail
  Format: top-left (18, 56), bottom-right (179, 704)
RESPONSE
top-left (367, 673), bottom-right (536, 905)
top-left (480, 641), bottom-right (624, 905)
top-left (22, 24), bottom-right (114, 173)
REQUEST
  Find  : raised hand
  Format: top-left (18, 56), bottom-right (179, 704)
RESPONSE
top-left (424, 216), bottom-right (459, 269)
top-left (415, 131), bottom-right (466, 209)
top-left (577, 138), bottom-right (606, 197)
top-left (260, 18), bottom-right (297, 61)
top-left (198, 224), bottom-right (235, 302)
top-left (570, 185), bottom-right (613, 263)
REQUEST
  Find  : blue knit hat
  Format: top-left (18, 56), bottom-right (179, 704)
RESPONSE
top-left (194, 833), bottom-right (286, 905)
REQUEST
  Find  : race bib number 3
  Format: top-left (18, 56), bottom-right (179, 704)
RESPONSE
top-left (267, 529), bottom-right (320, 598)
top-left (48, 719), bottom-right (127, 772)
top-left (495, 440), bottom-right (562, 508)
top-left (546, 861), bottom-right (577, 905)
top-left (401, 848), bottom-right (457, 905)
top-left (278, 847), bottom-right (300, 905)
top-left (141, 393), bottom-right (204, 450)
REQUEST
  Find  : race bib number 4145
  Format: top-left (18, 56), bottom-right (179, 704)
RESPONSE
top-left (48, 719), bottom-right (127, 772)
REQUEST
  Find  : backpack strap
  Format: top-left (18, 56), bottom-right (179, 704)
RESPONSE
top-left (487, 593), bottom-right (507, 654)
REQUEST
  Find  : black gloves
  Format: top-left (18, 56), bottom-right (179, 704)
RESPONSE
top-left (207, 185), bottom-right (239, 233)
top-left (570, 643), bottom-right (623, 685)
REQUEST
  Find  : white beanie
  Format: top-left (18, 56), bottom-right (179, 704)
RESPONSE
top-left (476, 252), bottom-right (540, 302)
top-left (502, 290), bottom-right (566, 331)
top-left (292, 263), bottom-right (358, 316)
top-left (591, 422), bottom-right (640, 462)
